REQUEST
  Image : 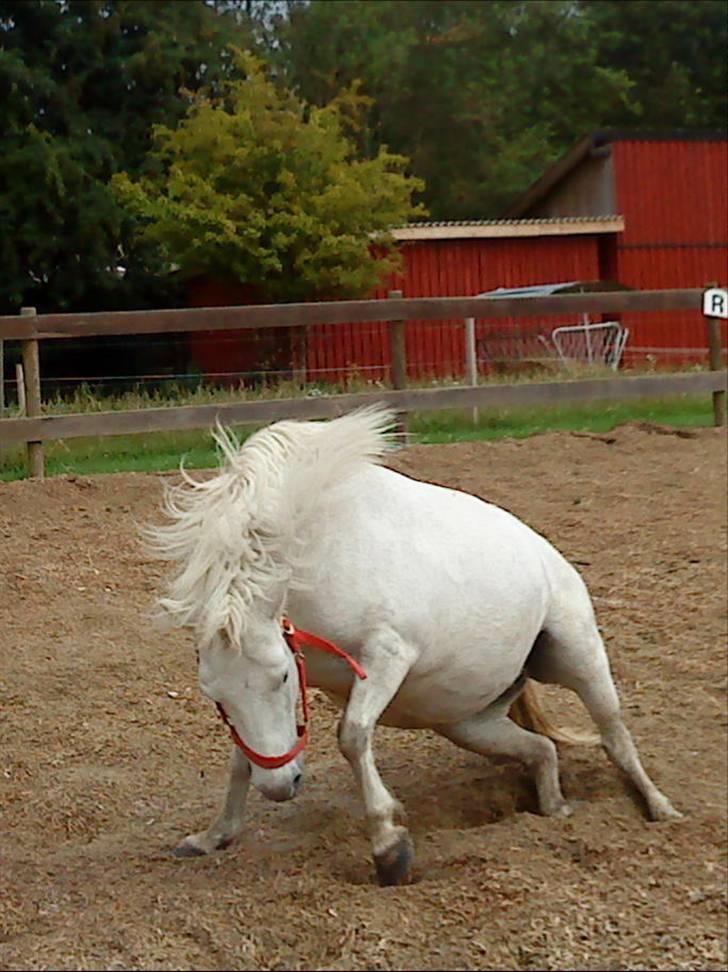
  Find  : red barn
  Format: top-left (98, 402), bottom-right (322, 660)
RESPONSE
top-left (188, 217), bottom-right (624, 384)
top-left (305, 217), bottom-right (622, 382)
top-left (507, 130), bottom-right (728, 365)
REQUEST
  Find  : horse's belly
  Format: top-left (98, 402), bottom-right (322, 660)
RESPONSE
top-left (388, 663), bottom-right (521, 727)
top-left (317, 687), bottom-right (459, 730)
top-left (313, 651), bottom-right (525, 729)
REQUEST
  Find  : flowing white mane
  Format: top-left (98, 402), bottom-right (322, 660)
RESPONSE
top-left (143, 406), bottom-right (395, 645)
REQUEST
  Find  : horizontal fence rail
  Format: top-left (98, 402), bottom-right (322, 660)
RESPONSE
top-left (0, 289), bottom-right (705, 341)
top-left (0, 372), bottom-right (724, 446)
top-left (0, 287), bottom-right (725, 477)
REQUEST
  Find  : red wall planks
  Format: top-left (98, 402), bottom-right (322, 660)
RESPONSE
top-left (612, 139), bottom-right (728, 364)
top-left (614, 139), bottom-right (728, 246)
top-left (305, 235), bottom-right (603, 382)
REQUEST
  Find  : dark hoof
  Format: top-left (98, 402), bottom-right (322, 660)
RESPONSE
top-left (172, 840), bottom-right (208, 858)
top-left (374, 836), bottom-right (414, 887)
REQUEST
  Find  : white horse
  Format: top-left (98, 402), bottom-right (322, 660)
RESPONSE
top-left (144, 406), bottom-right (680, 886)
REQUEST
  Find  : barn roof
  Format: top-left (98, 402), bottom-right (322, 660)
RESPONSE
top-left (389, 215), bottom-right (623, 241)
top-left (505, 128), bottom-right (727, 219)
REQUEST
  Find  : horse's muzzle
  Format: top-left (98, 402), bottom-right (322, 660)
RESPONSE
top-left (255, 765), bottom-right (304, 803)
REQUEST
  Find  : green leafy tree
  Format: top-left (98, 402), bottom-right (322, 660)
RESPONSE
top-left (265, 0), bottom-right (635, 218)
top-left (0, 0), bottom-right (254, 312)
top-left (263, 0), bottom-right (725, 218)
top-left (113, 52), bottom-right (425, 301)
top-left (583, 0), bottom-right (727, 130)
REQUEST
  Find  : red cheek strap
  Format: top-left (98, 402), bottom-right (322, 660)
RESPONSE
top-left (214, 617), bottom-right (366, 769)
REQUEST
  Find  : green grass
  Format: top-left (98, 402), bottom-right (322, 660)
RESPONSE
top-left (411, 395), bottom-right (713, 443)
top-left (0, 392), bottom-right (715, 482)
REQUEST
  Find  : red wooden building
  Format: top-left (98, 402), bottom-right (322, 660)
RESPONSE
top-left (188, 130), bottom-right (726, 384)
top-left (506, 130), bottom-right (728, 366)
top-left (188, 216), bottom-right (623, 383)
top-left (305, 216), bottom-right (623, 382)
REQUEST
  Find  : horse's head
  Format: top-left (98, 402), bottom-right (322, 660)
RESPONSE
top-left (198, 614), bottom-right (304, 802)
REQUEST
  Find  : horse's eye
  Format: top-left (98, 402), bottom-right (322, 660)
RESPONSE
top-left (282, 671), bottom-right (289, 685)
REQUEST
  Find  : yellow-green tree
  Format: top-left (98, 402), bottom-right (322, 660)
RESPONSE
top-left (113, 52), bottom-right (425, 301)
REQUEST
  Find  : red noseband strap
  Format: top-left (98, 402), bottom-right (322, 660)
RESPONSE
top-left (215, 617), bottom-right (367, 769)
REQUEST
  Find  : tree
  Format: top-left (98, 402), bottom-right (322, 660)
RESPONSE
top-left (263, 0), bottom-right (726, 218)
top-left (112, 52), bottom-right (425, 302)
top-left (583, 0), bottom-right (727, 130)
top-left (265, 0), bottom-right (635, 218)
top-left (0, 0), bottom-right (255, 313)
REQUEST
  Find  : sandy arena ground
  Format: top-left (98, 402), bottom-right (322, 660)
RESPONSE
top-left (1, 422), bottom-right (726, 971)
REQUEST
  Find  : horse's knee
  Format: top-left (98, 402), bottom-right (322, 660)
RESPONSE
top-left (526, 731), bottom-right (559, 771)
top-left (338, 717), bottom-right (368, 762)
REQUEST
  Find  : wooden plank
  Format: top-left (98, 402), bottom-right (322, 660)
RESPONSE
top-left (0, 371), bottom-right (724, 446)
top-left (0, 290), bottom-right (704, 341)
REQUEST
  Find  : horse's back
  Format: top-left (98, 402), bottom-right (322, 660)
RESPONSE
top-left (305, 463), bottom-right (561, 645)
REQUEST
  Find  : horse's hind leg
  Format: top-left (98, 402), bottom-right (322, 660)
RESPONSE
top-left (529, 623), bottom-right (682, 821)
top-left (437, 680), bottom-right (572, 817)
top-left (173, 748), bottom-right (250, 857)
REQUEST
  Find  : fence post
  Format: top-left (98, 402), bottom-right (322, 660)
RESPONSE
top-left (464, 316), bottom-right (479, 425)
top-left (706, 318), bottom-right (726, 426)
top-left (290, 325), bottom-right (307, 386)
top-left (16, 364), bottom-right (26, 415)
top-left (704, 282), bottom-right (726, 427)
top-left (20, 306), bottom-right (44, 478)
top-left (388, 289), bottom-right (408, 442)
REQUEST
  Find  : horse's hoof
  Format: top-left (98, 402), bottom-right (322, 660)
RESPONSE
top-left (374, 835), bottom-right (414, 887)
top-left (172, 838), bottom-right (208, 858)
top-left (552, 800), bottom-right (574, 818)
top-left (649, 801), bottom-right (683, 822)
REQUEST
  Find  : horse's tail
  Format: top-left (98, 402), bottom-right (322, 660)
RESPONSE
top-left (509, 679), bottom-right (600, 746)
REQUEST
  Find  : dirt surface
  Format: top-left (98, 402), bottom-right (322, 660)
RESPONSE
top-left (1, 423), bottom-right (726, 971)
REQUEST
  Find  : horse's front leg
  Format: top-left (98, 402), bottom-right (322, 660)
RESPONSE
top-left (173, 747), bottom-right (250, 857)
top-left (337, 631), bottom-right (416, 886)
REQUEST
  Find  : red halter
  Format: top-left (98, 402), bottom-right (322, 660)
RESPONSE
top-left (215, 617), bottom-right (367, 770)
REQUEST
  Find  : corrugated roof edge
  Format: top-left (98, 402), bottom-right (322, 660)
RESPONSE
top-left (392, 216), bottom-right (619, 227)
top-left (387, 215), bottom-right (624, 240)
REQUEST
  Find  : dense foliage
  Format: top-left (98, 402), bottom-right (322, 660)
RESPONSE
top-left (0, 0), bottom-right (252, 311)
top-left (266, 0), bottom-right (727, 218)
top-left (1, 0), bottom-right (725, 312)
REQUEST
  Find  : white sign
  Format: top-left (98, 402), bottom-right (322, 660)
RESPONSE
top-left (703, 288), bottom-right (728, 319)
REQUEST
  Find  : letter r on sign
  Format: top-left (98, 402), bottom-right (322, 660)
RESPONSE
top-left (703, 288), bottom-right (728, 320)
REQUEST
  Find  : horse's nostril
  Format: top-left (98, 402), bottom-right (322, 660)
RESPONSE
top-left (293, 772), bottom-right (302, 787)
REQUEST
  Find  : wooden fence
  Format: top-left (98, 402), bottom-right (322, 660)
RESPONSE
top-left (0, 288), bottom-right (725, 478)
